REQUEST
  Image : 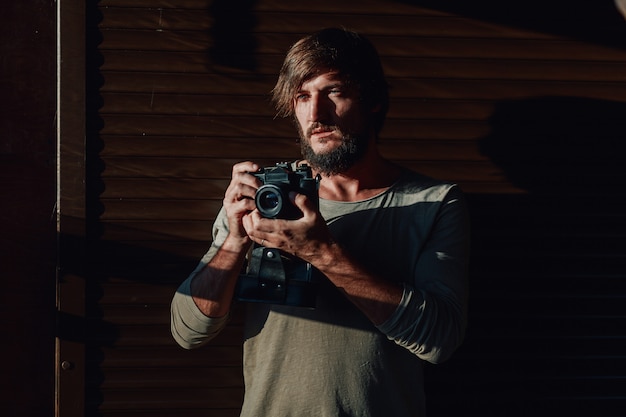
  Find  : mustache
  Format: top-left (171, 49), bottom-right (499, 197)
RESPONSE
top-left (306, 122), bottom-right (338, 138)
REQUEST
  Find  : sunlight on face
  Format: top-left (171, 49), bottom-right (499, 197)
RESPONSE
top-left (293, 71), bottom-right (372, 175)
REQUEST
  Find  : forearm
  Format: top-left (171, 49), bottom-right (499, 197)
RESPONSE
top-left (312, 187), bottom-right (469, 362)
top-left (171, 161), bottom-right (262, 348)
top-left (190, 234), bottom-right (250, 318)
top-left (317, 244), bottom-right (466, 363)
top-left (171, 233), bottom-right (250, 349)
top-left (311, 240), bottom-right (403, 325)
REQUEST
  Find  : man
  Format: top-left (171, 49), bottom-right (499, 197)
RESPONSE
top-left (171, 27), bottom-right (470, 416)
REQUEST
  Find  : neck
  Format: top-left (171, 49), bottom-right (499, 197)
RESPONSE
top-left (312, 148), bottom-right (402, 202)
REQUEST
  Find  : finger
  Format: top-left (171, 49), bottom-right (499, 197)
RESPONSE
top-left (233, 195), bottom-right (257, 213)
top-left (242, 212), bottom-right (268, 242)
top-left (232, 161), bottom-right (262, 189)
top-left (289, 191), bottom-right (316, 217)
top-left (232, 161), bottom-right (260, 175)
top-left (224, 162), bottom-right (262, 204)
top-left (224, 182), bottom-right (258, 203)
top-left (244, 212), bottom-right (283, 243)
top-left (241, 209), bottom-right (251, 227)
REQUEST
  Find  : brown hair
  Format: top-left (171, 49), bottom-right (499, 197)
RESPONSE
top-left (271, 27), bottom-right (389, 134)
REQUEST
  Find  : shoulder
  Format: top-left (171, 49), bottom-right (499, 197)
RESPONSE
top-left (391, 168), bottom-right (461, 203)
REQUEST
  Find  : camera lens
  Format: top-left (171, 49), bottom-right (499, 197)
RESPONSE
top-left (259, 191), bottom-right (279, 210)
top-left (255, 184), bottom-right (284, 218)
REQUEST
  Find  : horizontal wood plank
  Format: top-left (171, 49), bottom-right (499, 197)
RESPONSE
top-left (99, 30), bottom-right (626, 63)
top-left (98, 114), bottom-right (493, 140)
top-left (100, 51), bottom-right (626, 84)
top-left (93, 387), bottom-right (243, 410)
top-left (92, 345), bottom-right (242, 368)
top-left (99, 71), bottom-right (626, 102)
top-left (100, 221), bottom-right (214, 242)
top-left (96, 367), bottom-right (244, 389)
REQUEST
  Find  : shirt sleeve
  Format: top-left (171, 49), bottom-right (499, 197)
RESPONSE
top-left (171, 277), bottom-right (230, 349)
top-left (170, 208), bottom-right (232, 349)
top-left (376, 186), bottom-right (470, 364)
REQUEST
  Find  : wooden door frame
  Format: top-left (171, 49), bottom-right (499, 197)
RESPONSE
top-left (56, 0), bottom-right (86, 415)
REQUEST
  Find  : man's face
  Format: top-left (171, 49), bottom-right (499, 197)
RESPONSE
top-left (293, 71), bottom-right (372, 175)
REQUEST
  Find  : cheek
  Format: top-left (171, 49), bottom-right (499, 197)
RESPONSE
top-left (294, 106), bottom-right (306, 127)
top-left (336, 101), bottom-right (362, 124)
top-left (294, 114), bottom-right (306, 136)
top-left (339, 110), bottom-right (364, 133)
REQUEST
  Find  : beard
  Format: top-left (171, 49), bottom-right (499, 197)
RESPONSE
top-left (298, 122), bottom-right (369, 176)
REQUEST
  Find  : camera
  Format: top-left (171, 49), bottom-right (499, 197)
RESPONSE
top-left (235, 162), bottom-right (322, 307)
top-left (251, 163), bottom-right (320, 219)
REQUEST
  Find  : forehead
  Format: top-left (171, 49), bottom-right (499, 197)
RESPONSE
top-left (299, 70), bottom-right (345, 90)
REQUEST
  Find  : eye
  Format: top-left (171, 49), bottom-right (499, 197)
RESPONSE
top-left (295, 93), bottom-right (309, 102)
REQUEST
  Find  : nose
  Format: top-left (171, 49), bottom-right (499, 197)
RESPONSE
top-left (308, 94), bottom-right (326, 123)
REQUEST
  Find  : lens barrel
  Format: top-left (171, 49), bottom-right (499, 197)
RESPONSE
top-left (255, 184), bottom-right (285, 218)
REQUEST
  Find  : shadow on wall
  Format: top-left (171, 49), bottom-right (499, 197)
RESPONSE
top-left (480, 96), bottom-right (626, 194)
top-left (208, 0), bottom-right (259, 71)
top-left (398, 0), bottom-right (626, 49)
top-left (425, 96), bottom-right (626, 416)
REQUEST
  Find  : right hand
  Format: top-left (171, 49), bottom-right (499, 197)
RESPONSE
top-left (222, 161), bottom-right (261, 244)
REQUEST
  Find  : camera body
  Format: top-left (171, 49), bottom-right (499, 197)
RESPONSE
top-left (251, 163), bottom-right (319, 219)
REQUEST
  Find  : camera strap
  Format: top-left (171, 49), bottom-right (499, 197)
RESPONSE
top-left (246, 246), bottom-right (288, 303)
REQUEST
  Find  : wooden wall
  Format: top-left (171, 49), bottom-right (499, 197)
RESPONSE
top-left (74, 0), bottom-right (626, 416)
